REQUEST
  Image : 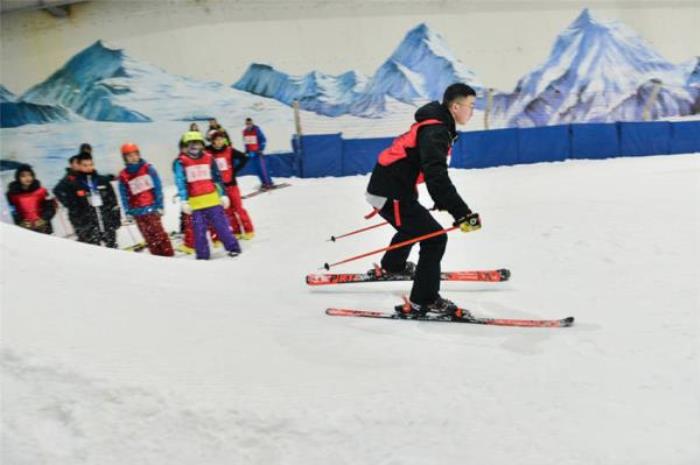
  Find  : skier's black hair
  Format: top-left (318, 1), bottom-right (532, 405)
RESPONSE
top-left (442, 83), bottom-right (476, 105)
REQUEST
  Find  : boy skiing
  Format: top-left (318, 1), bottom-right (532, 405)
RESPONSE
top-left (173, 131), bottom-right (241, 260)
top-left (243, 117), bottom-right (274, 189)
top-left (208, 130), bottom-right (255, 239)
top-left (117, 143), bottom-right (174, 257)
top-left (6, 164), bottom-right (56, 234)
top-left (365, 83), bottom-right (481, 318)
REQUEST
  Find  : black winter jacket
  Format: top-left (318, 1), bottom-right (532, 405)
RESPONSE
top-left (53, 171), bottom-right (121, 230)
top-left (366, 101), bottom-right (470, 220)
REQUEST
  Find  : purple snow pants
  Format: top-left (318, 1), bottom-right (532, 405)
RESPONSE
top-left (192, 205), bottom-right (241, 260)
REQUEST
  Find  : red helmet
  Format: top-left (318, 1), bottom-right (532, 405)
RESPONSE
top-left (121, 143), bottom-right (140, 155)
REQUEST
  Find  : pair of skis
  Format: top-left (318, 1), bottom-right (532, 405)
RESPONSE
top-left (242, 182), bottom-right (292, 199)
top-left (308, 268), bottom-right (574, 328)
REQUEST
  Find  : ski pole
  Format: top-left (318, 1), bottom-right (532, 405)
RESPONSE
top-left (125, 220), bottom-right (139, 248)
top-left (57, 206), bottom-right (73, 238)
top-left (322, 226), bottom-right (458, 270)
top-left (328, 221), bottom-right (389, 242)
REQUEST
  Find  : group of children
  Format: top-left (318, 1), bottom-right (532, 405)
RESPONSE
top-left (5, 118), bottom-right (275, 260)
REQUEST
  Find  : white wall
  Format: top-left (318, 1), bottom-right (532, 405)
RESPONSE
top-left (1, 0), bottom-right (699, 95)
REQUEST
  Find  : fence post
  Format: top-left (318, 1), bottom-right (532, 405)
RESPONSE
top-left (484, 88), bottom-right (494, 130)
top-left (642, 79), bottom-right (662, 121)
top-left (292, 100), bottom-right (304, 177)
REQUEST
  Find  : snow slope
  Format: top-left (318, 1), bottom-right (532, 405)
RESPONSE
top-left (2, 154), bottom-right (699, 464)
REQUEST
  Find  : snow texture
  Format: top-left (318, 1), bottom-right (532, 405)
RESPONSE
top-left (491, 9), bottom-right (697, 126)
top-left (2, 154), bottom-right (699, 465)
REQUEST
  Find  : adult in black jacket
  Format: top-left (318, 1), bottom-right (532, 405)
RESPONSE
top-left (57, 152), bottom-right (121, 247)
top-left (53, 155), bottom-right (81, 209)
top-left (366, 83), bottom-right (481, 317)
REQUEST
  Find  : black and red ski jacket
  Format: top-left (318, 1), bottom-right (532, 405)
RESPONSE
top-left (366, 101), bottom-right (470, 220)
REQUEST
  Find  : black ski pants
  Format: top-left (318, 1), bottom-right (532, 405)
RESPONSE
top-left (379, 199), bottom-right (447, 305)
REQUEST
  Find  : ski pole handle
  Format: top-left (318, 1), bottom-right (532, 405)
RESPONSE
top-left (323, 226), bottom-right (458, 270)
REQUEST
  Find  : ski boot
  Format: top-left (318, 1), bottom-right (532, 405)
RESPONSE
top-left (367, 261), bottom-right (417, 280)
top-left (176, 243), bottom-right (195, 255)
top-left (394, 295), bottom-right (473, 320)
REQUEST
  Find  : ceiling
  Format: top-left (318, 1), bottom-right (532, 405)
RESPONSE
top-left (0, 0), bottom-right (88, 16)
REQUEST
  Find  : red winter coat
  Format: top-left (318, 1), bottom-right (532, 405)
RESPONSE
top-left (118, 162), bottom-right (156, 208)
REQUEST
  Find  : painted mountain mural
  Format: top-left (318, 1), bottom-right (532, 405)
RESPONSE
top-left (490, 9), bottom-right (696, 127)
top-left (0, 85), bottom-right (17, 103)
top-left (684, 57), bottom-right (700, 112)
top-left (234, 65), bottom-right (369, 117)
top-left (233, 23), bottom-right (483, 118)
top-left (18, 40), bottom-right (292, 125)
top-left (0, 84), bottom-right (72, 128)
top-left (3, 12), bottom-right (698, 129)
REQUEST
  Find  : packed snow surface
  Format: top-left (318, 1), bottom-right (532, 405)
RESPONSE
top-left (2, 154), bottom-right (699, 464)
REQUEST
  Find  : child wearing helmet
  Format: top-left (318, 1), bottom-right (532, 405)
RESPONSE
top-left (207, 130), bottom-right (255, 239)
top-left (173, 131), bottom-right (241, 259)
top-left (117, 143), bottom-right (174, 257)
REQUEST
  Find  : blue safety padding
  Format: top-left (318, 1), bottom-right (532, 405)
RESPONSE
top-left (569, 123), bottom-right (619, 159)
top-left (300, 134), bottom-right (343, 177)
top-left (296, 121), bottom-right (697, 178)
top-left (517, 125), bottom-right (570, 164)
top-left (342, 137), bottom-right (393, 175)
top-left (456, 128), bottom-right (519, 169)
top-left (237, 152), bottom-right (297, 178)
top-left (619, 121), bottom-right (671, 157)
top-left (669, 121), bottom-right (700, 154)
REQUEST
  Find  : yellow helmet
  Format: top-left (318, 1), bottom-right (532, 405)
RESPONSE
top-left (181, 131), bottom-right (205, 144)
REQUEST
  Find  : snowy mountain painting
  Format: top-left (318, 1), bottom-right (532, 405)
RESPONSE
top-left (234, 65), bottom-right (370, 117)
top-left (1, 9), bottom-right (698, 136)
top-left (0, 84), bottom-right (72, 128)
top-left (489, 9), bottom-right (697, 127)
top-left (684, 57), bottom-right (700, 112)
top-left (0, 85), bottom-right (17, 103)
top-left (234, 23), bottom-right (483, 118)
top-left (19, 40), bottom-right (295, 124)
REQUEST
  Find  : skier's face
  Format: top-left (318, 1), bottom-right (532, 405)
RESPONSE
top-left (18, 171), bottom-right (34, 187)
top-left (124, 152), bottom-right (141, 164)
top-left (451, 96), bottom-right (475, 125)
top-left (187, 141), bottom-right (204, 157)
top-left (79, 159), bottom-right (95, 174)
top-left (213, 136), bottom-right (226, 149)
